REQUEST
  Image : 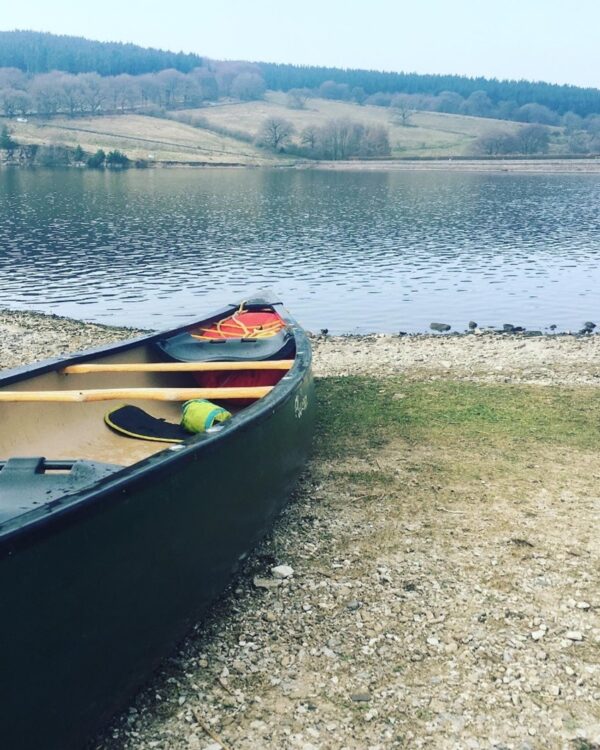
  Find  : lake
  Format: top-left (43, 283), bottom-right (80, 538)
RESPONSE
top-left (0, 167), bottom-right (599, 333)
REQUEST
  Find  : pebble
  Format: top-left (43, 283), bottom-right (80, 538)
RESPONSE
top-left (530, 630), bottom-right (546, 641)
top-left (272, 565), bottom-right (295, 579)
top-left (253, 576), bottom-right (282, 590)
top-left (565, 630), bottom-right (584, 641)
top-left (351, 692), bottom-right (371, 702)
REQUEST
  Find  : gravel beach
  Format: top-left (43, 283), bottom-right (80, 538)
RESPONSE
top-left (1, 310), bottom-right (599, 750)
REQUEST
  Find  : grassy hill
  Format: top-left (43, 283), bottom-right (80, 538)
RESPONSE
top-left (5, 92), bottom-right (567, 165)
top-left (8, 114), bottom-right (281, 165)
top-left (189, 92), bottom-right (534, 159)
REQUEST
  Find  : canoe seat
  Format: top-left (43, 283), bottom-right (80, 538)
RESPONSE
top-left (0, 457), bottom-right (121, 525)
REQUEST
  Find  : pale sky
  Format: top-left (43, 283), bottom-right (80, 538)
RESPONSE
top-left (2, 0), bottom-right (599, 88)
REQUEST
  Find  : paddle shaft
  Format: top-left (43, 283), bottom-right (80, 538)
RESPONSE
top-left (0, 387), bottom-right (273, 403)
top-left (63, 360), bottom-right (293, 374)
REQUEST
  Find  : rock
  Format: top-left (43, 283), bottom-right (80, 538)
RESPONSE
top-left (264, 611), bottom-right (277, 622)
top-left (531, 629), bottom-right (546, 641)
top-left (346, 600), bottom-right (361, 611)
top-left (565, 630), bottom-right (584, 641)
top-left (351, 692), bottom-right (371, 702)
top-left (468, 321), bottom-right (477, 330)
top-left (430, 322), bottom-right (451, 333)
top-left (253, 576), bottom-right (282, 590)
top-left (271, 564), bottom-right (294, 579)
top-left (577, 601), bottom-right (591, 610)
top-left (503, 324), bottom-right (516, 332)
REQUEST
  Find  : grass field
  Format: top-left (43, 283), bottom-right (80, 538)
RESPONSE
top-left (9, 114), bottom-right (282, 165)
top-left (185, 92), bottom-right (540, 158)
top-left (5, 92), bottom-right (566, 163)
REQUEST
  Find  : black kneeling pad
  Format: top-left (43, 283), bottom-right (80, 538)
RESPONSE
top-left (105, 405), bottom-right (189, 443)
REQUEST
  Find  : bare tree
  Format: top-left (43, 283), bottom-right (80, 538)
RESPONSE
top-left (516, 124), bottom-right (550, 154)
top-left (79, 73), bottom-right (107, 114)
top-left (189, 68), bottom-right (219, 101)
top-left (472, 131), bottom-right (519, 155)
top-left (300, 125), bottom-right (319, 150)
top-left (60, 74), bottom-right (86, 117)
top-left (156, 69), bottom-right (187, 108)
top-left (230, 73), bottom-right (265, 101)
top-left (286, 88), bottom-right (310, 110)
top-left (390, 94), bottom-right (413, 126)
top-left (29, 72), bottom-right (65, 116)
top-left (256, 117), bottom-right (295, 151)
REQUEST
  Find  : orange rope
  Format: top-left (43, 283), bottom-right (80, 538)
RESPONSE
top-left (191, 302), bottom-right (285, 341)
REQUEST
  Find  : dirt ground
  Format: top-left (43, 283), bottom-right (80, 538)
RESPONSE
top-left (1, 311), bottom-right (599, 750)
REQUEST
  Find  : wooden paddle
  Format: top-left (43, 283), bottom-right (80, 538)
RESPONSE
top-left (63, 360), bottom-right (294, 374)
top-left (0, 387), bottom-right (273, 403)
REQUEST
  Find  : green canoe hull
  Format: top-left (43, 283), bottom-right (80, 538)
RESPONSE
top-left (0, 302), bottom-right (314, 749)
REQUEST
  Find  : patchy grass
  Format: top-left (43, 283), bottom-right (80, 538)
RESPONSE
top-left (316, 377), bottom-right (600, 458)
top-left (186, 93), bottom-right (537, 158)
top-left (9, 114), bottom-right (281, 165)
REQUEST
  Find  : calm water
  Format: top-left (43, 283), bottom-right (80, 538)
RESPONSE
top-left (0, 167), bottom-right (599, 333)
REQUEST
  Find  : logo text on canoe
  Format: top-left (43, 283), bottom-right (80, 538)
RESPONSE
top-left (294, 394), bottom-right (308, 419)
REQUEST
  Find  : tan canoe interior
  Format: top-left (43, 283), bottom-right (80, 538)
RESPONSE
top-left (0, 344), bottom-right (225, 467)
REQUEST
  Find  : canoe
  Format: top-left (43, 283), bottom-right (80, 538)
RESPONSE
top-left (0, 298), bottom-right (314, 750)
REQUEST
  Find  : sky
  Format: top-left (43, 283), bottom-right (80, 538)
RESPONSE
top-left (2, 0), bottom-right (599, 89)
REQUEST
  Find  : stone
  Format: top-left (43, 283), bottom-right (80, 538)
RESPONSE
top-left (346, 600), bottom-right (361, 611)
top-left (351, 692), bottom-right (371, 702)
top-left (531, 629), bottom-right (546, 641)
top-left (468, 321), bottom-right (477, 330)
top-left (272, 564), bottom-right (294, 579)
top-left (253, 576), bottom-right (282, 590)
top-left (577, 601), bottom-right (591, 610)
top-left (565, 630), bottom-right (584, 641)
top-left (430, 322), bottom-right (451, 333)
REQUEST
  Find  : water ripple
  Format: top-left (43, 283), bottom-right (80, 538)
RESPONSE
top-left (0, 168), bottom-right (599, 333)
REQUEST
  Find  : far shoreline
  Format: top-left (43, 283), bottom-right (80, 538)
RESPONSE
top-left (301, 157), bottom-right (600, 174)
top-left (3, 157), bottom-right (600, 174)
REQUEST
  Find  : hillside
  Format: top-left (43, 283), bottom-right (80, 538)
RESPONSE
top-left (4, 92), bottom-right (571, 164)
top-left (188, 92), bottom-right (537, 159)
top-left (7, 113), bottom-right (282, 165)
top-left (2, 30), bottom-right (600, 118)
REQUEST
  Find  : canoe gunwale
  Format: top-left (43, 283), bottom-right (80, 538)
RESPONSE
top-left (0, 299), bottom-right (312, 554)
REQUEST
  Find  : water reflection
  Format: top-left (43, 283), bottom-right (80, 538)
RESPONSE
top-left (0, 168), bottom-right (599, 332)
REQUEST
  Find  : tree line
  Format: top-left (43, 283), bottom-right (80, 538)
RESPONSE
top-left (0, 30), bottom-right (204, 75)
top-left (0, 63), bottom-right (265, 117)
top-left (259, 62), bottom-right (600, 119)
top-left (1, 30), bottom-right (599, 122)
top-left (256, 117), bottom-right (391, 159)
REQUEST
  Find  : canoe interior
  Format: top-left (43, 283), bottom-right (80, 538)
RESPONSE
top-left (0, 343), bottom-right (202, 466)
